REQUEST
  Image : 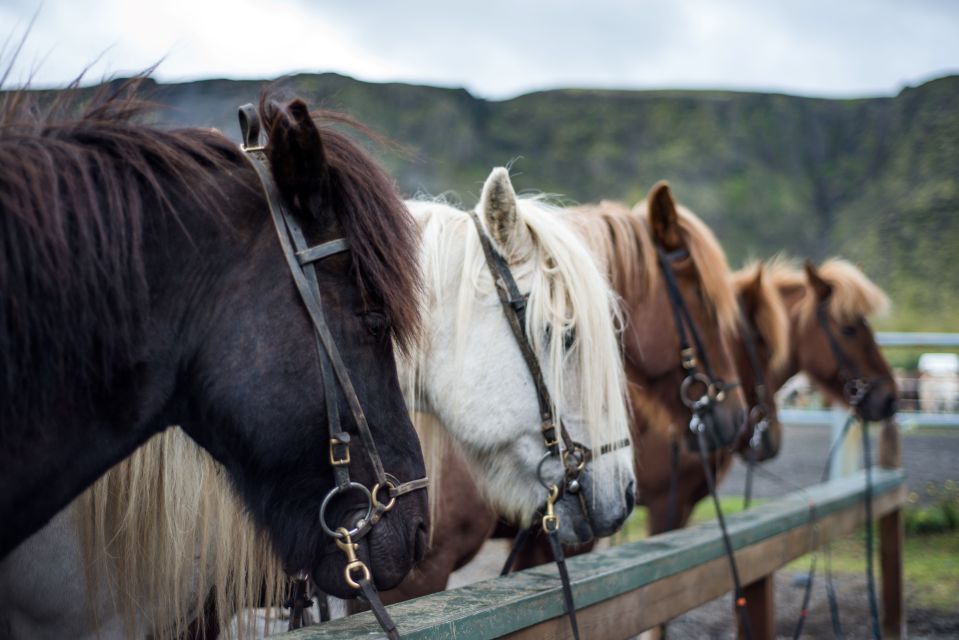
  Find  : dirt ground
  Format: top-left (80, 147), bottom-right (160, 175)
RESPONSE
top-left (447, 423), bottom-right (959, 638)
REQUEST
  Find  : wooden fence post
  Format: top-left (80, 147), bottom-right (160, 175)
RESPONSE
top-left (741, 573), bottom-right (775, 640)
top-left (878, 417), bottom-right (905, 638)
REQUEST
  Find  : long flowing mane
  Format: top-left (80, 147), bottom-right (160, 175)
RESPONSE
top-left (571, 200), bottom-right (740, 338)
top-left (78, 430), bottom-right (283, 639)
top-left (765, 257), bottom-right (890, 326)
top-left (0, 79), bottom-right (247, 432)
top-left (1, 83), bottom-right (422, 434)
top-left (733, 262), bottom-right (791, 373)
top-left (406, 195), bottom-right (631, 524)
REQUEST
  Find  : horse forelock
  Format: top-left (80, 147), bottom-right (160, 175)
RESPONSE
top-left (258, 96), bottom-right (423, 356)
top-left (766, 256), bottom-right (889, 327)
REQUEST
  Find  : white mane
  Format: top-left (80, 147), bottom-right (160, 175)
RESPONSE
top-left (404, 194), bottom-right (632, 522)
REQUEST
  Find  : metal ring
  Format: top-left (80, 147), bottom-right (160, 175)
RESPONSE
top-left (680, 372), bottom-right (712, 408)
top-left (371, 480), bottom-right (397, 513)
top-left (843, 378), bottom-right (869, 406)
top-left (319, 482), bottom-right (373, 539)
top-left (536, 451), bottom-right (563, 490)
top-left (562, 445), bottom-right (588, 475)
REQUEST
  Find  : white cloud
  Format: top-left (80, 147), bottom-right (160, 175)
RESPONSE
top-left (4, 0), bottom-right (958, 98)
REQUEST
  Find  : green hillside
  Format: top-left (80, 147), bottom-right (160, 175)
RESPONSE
top-left (145, 73), bottom-right (959, 330)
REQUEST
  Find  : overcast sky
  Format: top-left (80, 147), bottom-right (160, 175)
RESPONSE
top-left (3, 0), bottom-right (958, 99)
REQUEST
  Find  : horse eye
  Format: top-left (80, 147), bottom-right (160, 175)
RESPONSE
top-left (361, 311), bottom-right (390, 338)
top-left (841, 325), bottom-right (857, 337)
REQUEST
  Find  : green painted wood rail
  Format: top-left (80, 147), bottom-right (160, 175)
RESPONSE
top-left (275, 467), bottom-right (905, 640)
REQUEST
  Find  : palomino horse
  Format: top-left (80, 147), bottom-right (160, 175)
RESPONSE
top-left (0, 88), bottom-right (429, 637)
top-left (403, 167), bottom-right (635, 542)
top-left (367, 180), bottom-right (747, 603)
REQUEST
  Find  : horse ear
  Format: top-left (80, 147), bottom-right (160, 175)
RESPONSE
top-left (738, 264), bottom-right (765, 320)
top-left (804, 259), bottom-right (833, 300)
top-left (479, 167), bottom-right (520, 249)
top-left (265, 98), bottom-right (329, 220)
top-left (646, 180), bottom-right (683, 250)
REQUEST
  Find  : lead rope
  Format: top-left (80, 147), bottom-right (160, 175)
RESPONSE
top-left (654, 242), bottom-right (751, 639)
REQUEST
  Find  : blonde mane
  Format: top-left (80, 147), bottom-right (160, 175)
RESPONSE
top-left (405, 195), bottom-right (632, 525)
top-left (733, 261), bottom-right (791, 374)
top-left (765, 257), bottom-right (890, 326)
top-left (571, 199), bottom-right (739, 340)
top-left (77, 429), bottom-right (283, 639)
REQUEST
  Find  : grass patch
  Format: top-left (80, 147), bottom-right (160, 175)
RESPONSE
top-left (612, 496), bottom-right (959, 612)
top-left (787, 529), bottom-right (959, 612)
top-left (612, 496), bottom-right (760, 544)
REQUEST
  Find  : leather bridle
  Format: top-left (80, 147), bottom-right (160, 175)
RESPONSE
top-left (467, 210), bottom-right (628, 640)
top-left (238, 104), bottom-right (427, 639)
top-left (655, 244), bottom-right (740, 451)
top-left (815, 302), bottom-right (873, 409)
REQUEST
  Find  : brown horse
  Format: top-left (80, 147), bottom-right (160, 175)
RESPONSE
top-left (766, 258), bottom-right (898, 421)
top-left (353, 181), bottom-right (749, 607)
top-left (629, 256), bottom-right (898, 540)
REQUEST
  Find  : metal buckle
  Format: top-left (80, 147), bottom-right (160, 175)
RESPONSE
top-left (681, 347), bottom-right (697, 370)
top-left (329, 434), bottom-right (351, 466)
top-left (541, 422), bottom-right (559, 448)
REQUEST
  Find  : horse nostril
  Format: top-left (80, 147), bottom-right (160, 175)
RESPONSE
top-left (624, 482), bottom-right (635, 513)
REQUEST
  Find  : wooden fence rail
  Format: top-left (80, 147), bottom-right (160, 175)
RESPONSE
top-left (277, 467), bottom-right (906, 640)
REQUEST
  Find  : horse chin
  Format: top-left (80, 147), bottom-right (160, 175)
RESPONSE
top-left (309, 501), bottom-right (427, 598)
top-left (555, 498), bottom-right (595, 545)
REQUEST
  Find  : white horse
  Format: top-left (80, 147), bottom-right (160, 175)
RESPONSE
top-left (0, 168), bottom-right (635, 638)
top-left (404, 167), bottom-right (634, 541)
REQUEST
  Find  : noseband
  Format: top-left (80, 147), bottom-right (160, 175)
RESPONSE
top-left (467, 211), bottom-right (628, 640)
top-left (239, 104), bottom-right (426, 639)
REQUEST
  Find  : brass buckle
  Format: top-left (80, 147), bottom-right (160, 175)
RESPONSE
top-left (541, 422), bottom-right (559, 448)
top-left (329, 435), bottom-right (351, 466)
top-left (542, 484), bottom-right (560, 534)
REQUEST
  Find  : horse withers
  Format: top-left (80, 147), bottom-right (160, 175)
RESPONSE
top-left (0, 84), bottom-right (428, 637)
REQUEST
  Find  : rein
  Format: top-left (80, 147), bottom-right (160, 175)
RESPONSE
top-left (738, 301), bottom-right (775, 510)
top-left (654, 243), bottom-right (753, 640)
top-left (238, 104), bottom-right (427, 639)
top-left (467, 210), bottom-right (628, 640)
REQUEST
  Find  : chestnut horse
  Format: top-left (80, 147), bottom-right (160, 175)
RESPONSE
top-left (0, 89), bottom-right (429, 638)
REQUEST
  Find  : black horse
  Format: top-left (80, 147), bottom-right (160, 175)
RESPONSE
top-left (0, 82), bottom-right (428, 596)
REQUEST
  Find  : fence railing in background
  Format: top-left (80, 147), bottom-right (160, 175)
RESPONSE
top-left (876, 332), bottom-right (959, 347)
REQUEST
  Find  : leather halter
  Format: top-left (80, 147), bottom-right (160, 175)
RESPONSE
top-left (738, 303), bottom-right (776, 458)
top-left (468, 210), bottom-right (629, 640)
top-left (814, 302), bottom-right (873, 408)
top-left (238, 104), bottom-right (426, 639)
